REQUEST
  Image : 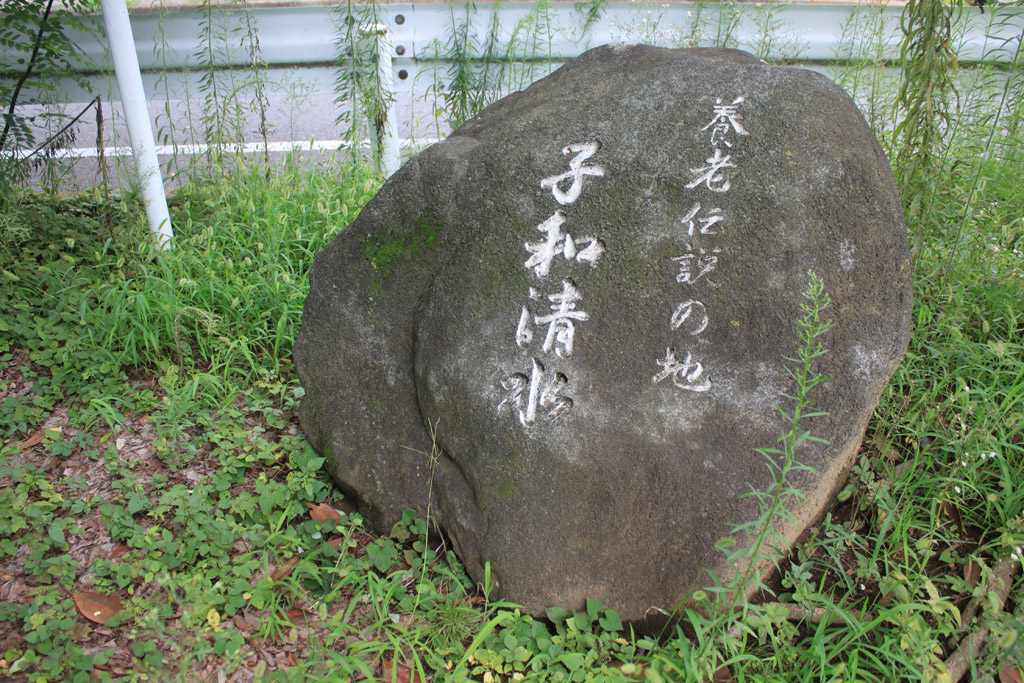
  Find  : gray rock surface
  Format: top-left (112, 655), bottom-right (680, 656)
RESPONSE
top-left (294, 44), bottom-right (912, 622)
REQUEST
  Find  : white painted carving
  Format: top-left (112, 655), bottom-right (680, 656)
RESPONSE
top-left (524, 211), bottom-right (606, 278)
top-left (524, 211), bottom-right (567, 279)
top-left (516, 306), bottom-right (533, 348)
top-left (538, 370), bottom-right (573, 421)
top-left (702, 96), bottom-right (749, 147)
top-left (503, 139), bottom-right (609, 424)
top-left (498, 372), bottom-right (528, 417)
top-left (652, 347), bottom-right (711, 392)
top-left (523, 358), bottom-right (542, 425)
top-left (680, 202), bottom-right (725, 236)
top-left (562, 234), bottom-right (577, 260)
top-left (673, 244), bottom-right (721, 287)
top-left (656, 95), bottom-right (752, 399)
top-left (498, 359), bottom-right (573, 426)
top-left (540, 141), bottom-right (606, 205)
top-left (572, 236), bottom-right (606, 265)
top-left (685, 148), bottom-right (736, 193)
top-left (535, 279), bottom-right (589, 358)
top-left (670, 299), bottom-right (709, 335)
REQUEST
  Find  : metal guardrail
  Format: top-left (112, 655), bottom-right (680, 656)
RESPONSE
top-left (32, 1), bottom-right (1024, 95)
top-left (2, 1), bottom-right (1022, 192)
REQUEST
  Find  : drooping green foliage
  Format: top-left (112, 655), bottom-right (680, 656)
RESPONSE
top-left (332, 0), bottom-right (396, 176)
top-left (893, 0), bottom-right (963, 228)
top-left (0, 0), bottom-right (95, 195)
top-left (422, 0), bottom-right (563, 131)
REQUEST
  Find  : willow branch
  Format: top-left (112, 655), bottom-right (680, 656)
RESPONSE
top-left (0, 0), bottom-right (58, 152)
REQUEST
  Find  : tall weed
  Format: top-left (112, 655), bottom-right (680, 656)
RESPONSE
top-left (332, 0), bottom-right (396, 174)
top-left (830, 0), bottom-right (901, 137)
top-left (0, 0), bottom-right (96, 197)
top-left (1, 159), bottom-right (379, 385)
top-left (893, 0), bottom-right (963, 228)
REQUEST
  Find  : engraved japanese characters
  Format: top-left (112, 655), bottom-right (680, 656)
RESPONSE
top-left (500, 142), bottom-right (607, 426)
top-left (654, 97), bottom-right (749, 395)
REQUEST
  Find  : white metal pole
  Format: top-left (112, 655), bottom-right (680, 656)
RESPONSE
top-left (365, 23), bottom-right (400, 178)
top-left (378, 28), bottom-right (400, 178)
top-left (99, 0), bottom-right (173, 249)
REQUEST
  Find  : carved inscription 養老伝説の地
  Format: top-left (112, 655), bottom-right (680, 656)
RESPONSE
top-left (498, 141), bottom-right (607, 426)
top-left (653, 97), bottom-right (749, 394)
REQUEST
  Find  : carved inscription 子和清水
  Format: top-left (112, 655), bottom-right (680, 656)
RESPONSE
top-left (499, 141), bottom-right (607, 426)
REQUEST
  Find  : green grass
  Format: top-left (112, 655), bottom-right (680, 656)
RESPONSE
top-left (3, 157), bottom-right (378, 383)
top-left (2, 37), bottom-right (1024, 683)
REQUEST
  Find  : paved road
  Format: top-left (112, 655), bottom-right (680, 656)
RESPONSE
top-left (12, 65), bottom-right (464, 192)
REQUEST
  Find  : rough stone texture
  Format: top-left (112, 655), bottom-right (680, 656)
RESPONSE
top-left (294, 45), bottom-right (912, 623)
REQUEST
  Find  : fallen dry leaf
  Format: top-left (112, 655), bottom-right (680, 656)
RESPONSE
top-left (73, 591), bottom-right (123, 625)
top-left (701, 665), bottom-right (733, 683)
top-left (271, 557), bottom-right (299, 582)
top-left (381, 657), bottom-right (424, 683)
top-left (308, 502), bottom-right (341, 522)
top-left (285, 608), bottom-right (308, 624)
top-left (233, 611), bottom-right (261, 632)
top-left (108, 543), bottom-right (132, 560)
top-left (941, 500), bottom-right (964, 536)
top-left (964, 559), bottom-right (982, 588)
top-left (999, 666), bottom-right (1024, 683)
top-left (0, 577), bottom-right (29, 602)
top-left (15, 431), bottom-right (44, 450)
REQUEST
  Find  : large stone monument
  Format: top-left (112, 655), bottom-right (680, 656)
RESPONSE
top-left (294, 45), bottom-right (912, 622)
